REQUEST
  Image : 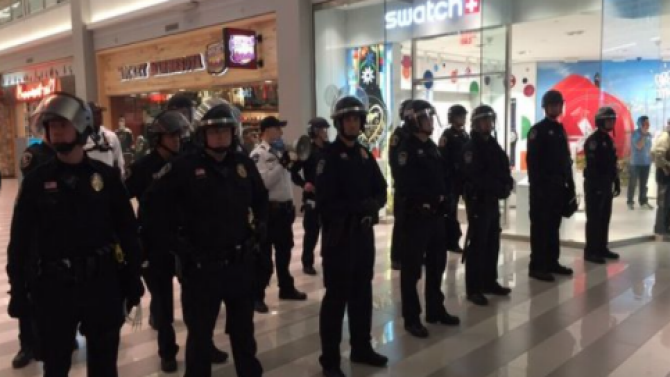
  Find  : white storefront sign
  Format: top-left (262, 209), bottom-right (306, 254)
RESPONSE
top-left (385, 0), bottom-right (481, 30)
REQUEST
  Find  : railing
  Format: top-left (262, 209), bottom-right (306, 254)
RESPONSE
top-left (0, 0), bottom-right (67, 26)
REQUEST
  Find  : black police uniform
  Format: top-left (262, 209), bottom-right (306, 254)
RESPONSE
top-left (395, 133), bottom-right (456, 328)
top-left (316, 138), bottom-right (387, 370)
top-left (291, 141), bottom-right (328, 271)
top-left (13, 142), bottom-right (56, 361)
top-left (526, 118), bottom-right (576, 275)
top-left (439, 127), bottom-right (470, 251)
top-left (7, 156), bottom-right (143, 377)
top-left (143, 149), bottom-right (267, 377)
top-left (388, 124), bottom-right (411, 265)
top-left (126, 150), bottom-right (180, 362)
top-left (584, 130), bottom-right (618, 259)
top-left (461, 132), bottom-right (513, 297)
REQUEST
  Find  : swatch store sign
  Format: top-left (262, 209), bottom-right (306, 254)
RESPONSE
top-left (386, 0), bottom-right (482, 39)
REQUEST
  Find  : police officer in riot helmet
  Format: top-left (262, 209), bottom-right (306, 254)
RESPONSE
top-left (388, 99), bottom-right (414, 271)
top-left (143, 98), bottom-right (266, 377)
top-left (583, 107), bottom-right (621, 264)
top-left (527, 90), bottom-right (576, 282)
top-left (317, 95), bottom-right (388, 377)
top-left (395, 99), bottom-right (460, 339)
top-left (166, 93), bottom-right (197, 154)
top-left (460, 105), bottom-right (514, 306)
top-left (291, 117), bottom-right (331, 276)
top-left (439, 104), bottom-right (470, 254)
top-left (7, 92), bottom-right (145, 376)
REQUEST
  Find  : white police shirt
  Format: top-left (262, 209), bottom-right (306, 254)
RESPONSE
top-left (251, 141), bottom-right (294, 202)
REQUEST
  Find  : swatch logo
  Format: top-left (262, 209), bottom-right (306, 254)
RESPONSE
top-left (385, 0), bottom-right (481, 30)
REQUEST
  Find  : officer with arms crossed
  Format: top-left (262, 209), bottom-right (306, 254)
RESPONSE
top-left (7, 92), bottom-right (144, 377)
top-left (317, 95), bottom-right (388, 377)
top-left (143, 99), bottom-right (266, 377)
top-left (460, 105), bottom-right (514, 306)
top-left (583, 107), bottom-right (621, 264)
top-left (291, 117), bottom-right (331, 275)
top-left (395, 100), bottom-right (460, 338)
top-left (251, 116), bottom-right (307, 313)
top-left (526, 90), bottom-right (577, 282)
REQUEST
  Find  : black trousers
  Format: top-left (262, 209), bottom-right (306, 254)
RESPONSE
top-left (257, 204), bottom-right (296, 300)
top-left (464, 202), bottom-right (501, 295)
top-left (319, 217), bottom-right (376, 370)
top-left (400, 214), bottom-right (447, 324)
top-left (529, 192), bottom-right (563, 273)
top-left (33, 265), bottom-right (125, 377)
top-left (445, 193), bottom-right (463, 251)
top-left (390, 194), bottom-right (405, 264)
top-left (182, 261), bottom-right (262, 377)
top-left (18, 315), bottom-right (36, 351)
top-left (584, 188), bottom-right (613, 256)
top-left (143, 258), bottom-right (179, 360)
top-left (302, 204), bottom-right (321, 268)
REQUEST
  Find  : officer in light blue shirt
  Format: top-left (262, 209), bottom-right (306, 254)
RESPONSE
top-left (628, 115), bottom-right (653, 210)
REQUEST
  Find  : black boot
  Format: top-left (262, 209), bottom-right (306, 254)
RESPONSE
top-left (350, 348), bottom-right (388, 367)
top-left (12, 348), bottom-right (34, 369)
top-left (211, 347), bottom-right (229, 364)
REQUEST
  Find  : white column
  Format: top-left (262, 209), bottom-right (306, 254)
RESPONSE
top-left (70, 0), bottom-right (97, 101)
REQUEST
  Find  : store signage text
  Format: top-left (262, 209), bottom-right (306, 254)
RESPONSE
top-left (120, 54), bottom-right (206, 82)
top-left (385, 0), bottom-right (481, 30)
top-left (655, 70), bottom-right (670, 99)
top-left (16, 79), bottom-right (57, 102)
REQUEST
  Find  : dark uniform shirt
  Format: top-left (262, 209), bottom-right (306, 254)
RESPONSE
top-left (584, 130), bottom-right (618, 191)
top-left (7, 157), bottom-right (141, 287)
top-left (439, 127), bottom-right (470, 196)
top-left (20, 142), bottom-right (56, 177)
top-left (526, 118), bottom-right (575, 196)
top-left (395, 134), bottom-right (447, 206)
top-left (388, 125), bottom-right (411, 183)
top-left (125, 150), bottom-right (169, 201)
top-left (291, 141), bottom-right (327, 202)
top-left (461, 132), bottom-right (514, 204)
top-left (316, 138), bottom-right (387, 220)
top-left (143, 150), bottom-right (269, 258)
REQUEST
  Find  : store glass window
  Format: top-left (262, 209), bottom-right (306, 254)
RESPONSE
top-left (27, 0), bottom-right (44, 13)
top-left (0, 0), bottom-right (22, 24)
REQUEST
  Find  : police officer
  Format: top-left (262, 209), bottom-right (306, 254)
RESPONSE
top-left (584, 107), bottom-right (621, 264)
top-left (251, 116), bottom-right (307, 313)
top-left (291, 117), bottom-right (330, 275)
top-left (317, 95), bottom-right (388, 377)
top-left (143, 98), bottom-right (265, 377)
top-left (9, 137), bottom-right (57, 369)
top-left (388, 99), bottom-right (414, 270)
top-left (461, 105), bottom-right (514, 306)
top-left (166, 93), bottom-right (197, 154)
top-left (439, 105), bottom-right (470, 254)
top-left (7, 92), bottom-right (144, 377)
top-left (395, 99), bottom-right (460, 338)
top-left (527, 90), bottom-right (576, 282)
top-left (85, 102), bottom-right (125, 176)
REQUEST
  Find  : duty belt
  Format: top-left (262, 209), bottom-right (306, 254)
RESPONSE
top-left (405, 199), bottom-right (442, 216)
top-left (269, 201), bottom-right (294, 210)
top-left (40, 244), bottom-right (117, 283)
top-left (195, 244), bottom-right (247, 270)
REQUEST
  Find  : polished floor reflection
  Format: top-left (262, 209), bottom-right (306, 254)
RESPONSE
top-left (1, 179), bottom-right (669, 377)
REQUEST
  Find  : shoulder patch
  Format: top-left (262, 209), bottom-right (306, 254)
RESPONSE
top-left (529, 129), bottom-right (537, 140)
top-left (237, 163), bottom-right (247, 178)
top-left (360, 148), bottom-right (369, 160)
top-left (464, 150), bottom-right (474, 164)
top-left (154, 163), bottom-right (172, 180)
top-left (20, 152), bottom-right (33, 169)
top-left (317, 159), bottom-right (326, 176)
top-left (398, 152), bottom-right (408, 166)
top-left (439, 136), bottom-right (447, 148)
top-left (589, 140), bottom-right (598, 151)
top-left (125, 166), bottom-right (132, 180)
top-left (391, 135), bottom-right (399, 147)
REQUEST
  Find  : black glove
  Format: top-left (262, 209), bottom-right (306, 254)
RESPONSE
top-left (8, 290), bottom-right (30, 319)
top-left (123, 275), bottom-right (145, 312)
top-left (613, 178), bottom-right (621, 197)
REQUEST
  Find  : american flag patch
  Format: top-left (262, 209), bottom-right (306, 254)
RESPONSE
top-left (44, 181), bottom-right (58, 190)
top-left (195, 168), bottom-right (206, 177)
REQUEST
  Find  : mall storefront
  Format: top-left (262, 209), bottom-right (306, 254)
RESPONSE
top-left (314, 0), bottom-right (670, 243)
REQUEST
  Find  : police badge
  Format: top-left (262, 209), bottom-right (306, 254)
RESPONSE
top-left (237, 163), bottom-right (248, 178)
top-left (91, 173), bottom-right (104, 192)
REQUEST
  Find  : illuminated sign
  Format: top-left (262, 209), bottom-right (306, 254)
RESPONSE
top-left (385, 0), bottom-right (481, 30)
top-left (206, 41), bottom-right (226, 75)
top-left (119, 54), bottom-right (206, 82)
top-left (224, 28), bottom-right (258, 69)
top-left (16, 79), bottom-right (57, 101)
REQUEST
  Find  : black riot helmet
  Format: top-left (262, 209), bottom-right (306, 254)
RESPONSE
top-left (471, 105), bottom-right (496, 136)
top-left (193, 98), bottom-right (241, 153)
top-left (448, 104), bottom-right (468, 125)
top-left (167, 93), bottom-right (195, 122)
top-left (542, 90), bottom-right (564, 108)
top-left (148, 110), bottom-right (188, 154)
top-left (30, 92), bottom-right (93, 153)
top-left (331, 95), bottom-right (368, 140)
top-left (398, 99), bottom-right (413, 122)
top-left (595, 106), bottom-right (617, 130)
top-left (408, 99), bottom-right (439, 134)
top-left (307, 117), bottom-right (330, 138)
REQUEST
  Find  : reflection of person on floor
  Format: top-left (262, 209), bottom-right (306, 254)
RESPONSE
top-left (628, 116), bottom-right (653, 210)
top-left (651, 121), bottom-right (670, 235)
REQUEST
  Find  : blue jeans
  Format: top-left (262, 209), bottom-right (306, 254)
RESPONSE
top-left (628, 165), bottom-right (651, 205)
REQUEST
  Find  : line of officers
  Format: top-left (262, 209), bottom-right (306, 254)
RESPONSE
top-left (5, 87), bottom-right (622, 377)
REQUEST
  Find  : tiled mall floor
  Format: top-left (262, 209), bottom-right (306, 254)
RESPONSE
top-left (1, 178), bottom-right (670, 377)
